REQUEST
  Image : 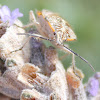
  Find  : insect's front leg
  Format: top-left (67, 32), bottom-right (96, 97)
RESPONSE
top-left (29, 10), bottom-right (40, 27)
top-left (21, 10), bottom-right (40, 29)
top-left (14, 10), bottom-right (40, 29)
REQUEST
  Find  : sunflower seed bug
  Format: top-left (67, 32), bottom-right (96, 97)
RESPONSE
top-left (17, 10), bottom-right (95, 74)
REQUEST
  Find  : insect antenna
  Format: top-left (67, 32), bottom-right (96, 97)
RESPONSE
top-left (62, 44), bottom-right (95, 72)
top-left (17, 33), bottom-right (54, 42)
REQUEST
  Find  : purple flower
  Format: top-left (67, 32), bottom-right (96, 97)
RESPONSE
top-left (0, 5), bottom-right (23, 25)
top-left (87, 77), bottom-right (99, 96)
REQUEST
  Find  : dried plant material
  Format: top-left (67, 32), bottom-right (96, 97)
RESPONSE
top-left (0, 63), bottom-right (43, 99)
top-left (19, 41), bottom-right (68, 99)
top-left (0, 19), bottom-right (30, 66)
top-left (30, 37), bottom-right (68, 99)
top-left (0, 64), bottom-right (36, 99)
top-left (66, 67), bottom-right (84, 89)
top-left (66, 67), bottom-right (87, 100)
top-left (18, 62), bottom-right (51, 98)
top-left (0, 67), bottom-right (21, 99)
top-left (30, 37), bottom-right (45, 71)
top-left (44, 46), bottom-right (57, 76)
top-left (0, 58), bottom-right (6, 75)
top-left (5, 58), bottom-right (17, 67)
top-left (21, 89), bottom-right (47, 100)
top-left (43, 46), bottom-right (68, 100)
top-left (0, 19), bottom-right (31, 99)
top-left (0, 22), bottom-right (8, 38)
top-left (18, 63), bottom-right (42, 88)
top-left (21, 63), bottom-right (40, 74)
top-left (0, 93), bottom-right (11, 100)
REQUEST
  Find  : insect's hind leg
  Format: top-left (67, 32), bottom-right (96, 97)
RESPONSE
top-left (72, 54), bottom-right (81, 79)
top-left (57, 44), bottom-right (81, 79)
top-left (59, 44), bottom-right (70, 60)
top-left (72, 54), bottom-right (75, 72)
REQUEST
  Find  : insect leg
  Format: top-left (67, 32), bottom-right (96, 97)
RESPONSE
top-left (23, 10), bottom-right (40, 28)
top-left (18, 33), bottom-right (54, 42)
top-left (13, 10), bottom-right (40, 29)
top-left (59, 53), bottom-right (69, 60)
top-left (71, 54), bottom-right (81, 79)
top-left (10, 36), bottom-right (32, 54)
top-left (59, 44), bottom-right (70, 60)
top-left (29, 10), bottom-right (40, 28)
top-left (72, 54), bottom-right (75, 71)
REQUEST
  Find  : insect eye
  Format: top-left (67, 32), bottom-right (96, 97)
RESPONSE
top-left (53, 32), bottom-right (56, 35)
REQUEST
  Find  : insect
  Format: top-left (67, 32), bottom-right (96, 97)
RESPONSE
top-left (18, 10), bottom-right (95, 73)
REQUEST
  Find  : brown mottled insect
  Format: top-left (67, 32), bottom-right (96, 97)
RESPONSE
top-left (19, 10), bottom-right (95, 72)
top-left (36, 10), bottom-right (77, 44)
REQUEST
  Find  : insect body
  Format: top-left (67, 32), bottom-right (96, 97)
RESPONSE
top-left (37, 10), bottom-right (77, 45)
top-left (18, 10), bottom-right (95, 72)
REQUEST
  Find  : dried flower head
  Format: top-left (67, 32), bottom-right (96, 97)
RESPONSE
top-left (0, 5), bottom-right (23, 25)
top-left (66, 67), bottom-right (87, 100)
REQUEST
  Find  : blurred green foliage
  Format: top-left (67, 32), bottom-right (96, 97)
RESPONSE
top-left (0, 0), bottom-right (100, 82)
